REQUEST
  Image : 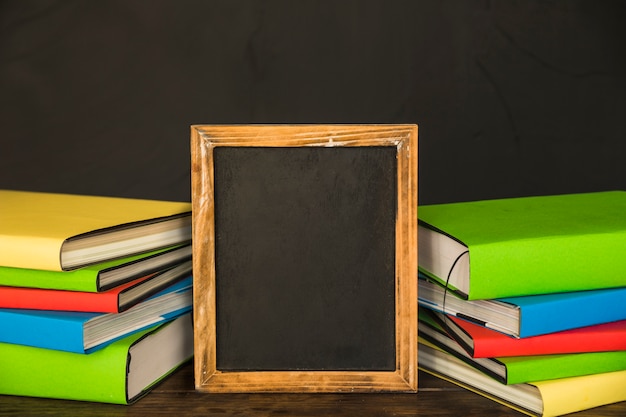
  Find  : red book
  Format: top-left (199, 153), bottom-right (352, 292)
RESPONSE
top-left (0, 261), bottom-right (191, 313)
top-left (435, 311), bottom-right (626, 358)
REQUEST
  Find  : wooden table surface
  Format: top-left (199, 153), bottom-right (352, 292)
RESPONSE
top-left (0, 362), bottom-right (625, 416)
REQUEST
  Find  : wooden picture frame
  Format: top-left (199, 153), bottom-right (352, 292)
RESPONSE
top-left (191, 125), bottom-right (418, 393)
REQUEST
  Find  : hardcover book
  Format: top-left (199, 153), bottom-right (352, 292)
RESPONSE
top-left (0, 273), bottom-right (192, 353)
top-left (418, 191), bottom-right (626, 299)
top-left (419, 309), bottom-right (626, 384)
top-left (418, 276), bottom-right (626, 337)
top-left (0, 313), bottom-right (193, 404)
top-left (418, 338), bottom-right (626, 417)
top-left (427, 308), bottom-right (626, 358)
top-left (0, 260), bottom-right (192, 313)
top-left (0, 244), bottom-right (192, 292)
top-left (0, 189), bottom-right (192, 271)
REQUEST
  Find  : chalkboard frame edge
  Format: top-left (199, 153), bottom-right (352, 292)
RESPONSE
top-left (190, 124), bottom-right (418, 393)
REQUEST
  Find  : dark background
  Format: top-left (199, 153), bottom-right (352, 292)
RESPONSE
top-left (1, 0), bottom-right (625, 205)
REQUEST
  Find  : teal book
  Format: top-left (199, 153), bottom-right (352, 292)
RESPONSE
top-left (0, 313), bottom-right (193, 404)
top-left (0, 244), bottom-right (192, 292)
top-left (419, 308), bottom-right (626, 384)
top-left (418, 191), bottom-right (626, 299)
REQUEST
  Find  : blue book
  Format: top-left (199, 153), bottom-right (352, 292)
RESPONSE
top-left (418, 275), bottom-right (626, 338)
top-left (0, 276), bottom-right (192, 353)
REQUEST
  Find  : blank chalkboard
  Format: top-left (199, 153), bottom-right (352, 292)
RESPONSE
top-left (214, 146), bottom-right (397, 371)
top-left (191, 125), bottom-right (418, 393)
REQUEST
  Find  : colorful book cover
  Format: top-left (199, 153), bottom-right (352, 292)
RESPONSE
top-left (418, 191), bottom-right (626, 299)
top-left (0, 189), bottom-right (192, 271)
top-left (418, 276), bottom-right (626, 337)
top-left (0, 244), bottom-right (191, 292)
top-left (419, 337), bottom-right (626, 417)
top-left (0, 313), bottom-right (193, 404)
top-left (0, 275), bottom-right (192, 353)
top-left (419, 309), bottom-right (626, 384)
top-left (0, 260), bottom-right (191, 312)
top-left (435, 310), bottom-right (626, 358)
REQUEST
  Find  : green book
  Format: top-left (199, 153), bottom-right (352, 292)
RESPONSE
top-left (0, 244), bottom-right (191, 292)
top-left (419, 308), bottom-right (626, 384)
top-left (418, 191), bottom-right (626, 299)
top-left (0, 313), bottom-right (193, 404)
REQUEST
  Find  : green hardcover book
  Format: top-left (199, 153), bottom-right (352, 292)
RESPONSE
top-left (0, 313), bottom-right (193, 404)
top-left (418, 191), bottom-right (626, 299)
top-left (0, 244), bottom-right (191, 292)
top-left (419, 308), bottom-right (626, 384)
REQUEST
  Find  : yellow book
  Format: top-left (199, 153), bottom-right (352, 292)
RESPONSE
top-left (0, 190), bottom-right (192, 271)
top-left (418, 338), bottom-right (626, 416)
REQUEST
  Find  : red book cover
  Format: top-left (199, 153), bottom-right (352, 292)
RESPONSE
top-left (443, 314), bottom-right (626, 358)
top-left (0, 262), bottom-right (194, 314)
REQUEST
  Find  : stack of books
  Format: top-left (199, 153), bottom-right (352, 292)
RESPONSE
top-left (0, 190), bottom-right (195, 404)
top-left (417, 191), bottom-right (626, 417)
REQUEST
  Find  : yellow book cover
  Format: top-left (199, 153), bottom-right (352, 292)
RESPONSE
top-left (0, 190), bottom-right (191, 271)
top-left (537, 371), bottom-right (626, 417)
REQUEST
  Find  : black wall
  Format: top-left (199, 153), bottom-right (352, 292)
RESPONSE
top-left (1, 0), bottom-right (625, 204)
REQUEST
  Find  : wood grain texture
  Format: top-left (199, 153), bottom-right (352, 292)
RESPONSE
top-left (1, 364), bottom-right (625, 416)
top-left (190, 125), bottom-right (418, 393)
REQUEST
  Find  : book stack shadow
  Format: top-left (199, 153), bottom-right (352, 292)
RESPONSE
top-left (0, 190), bottom-right (195, 404)
top-left (417, 191), bottom-right (626, 417)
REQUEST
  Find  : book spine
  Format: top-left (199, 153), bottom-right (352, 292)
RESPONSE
top-left (538, 369), bottom-right (626, 417)
top-left (0, 235), bottom-right (64, 271)
top-left (0, 309), bottom-right (87, 353)
top-left (472, 324), bottom-right (626, 358)
top-left (0, 287), bottom-right (119, 313)
top-left (518, 288), bottom-right (626, 337)
top-left (504, 350), bottom-right (626, 384)
top-left (0, 328), bottom-right (149, 404)
top-left (0, 265), bottom-right (98, 292)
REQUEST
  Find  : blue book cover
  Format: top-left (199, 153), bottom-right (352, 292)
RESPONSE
top-left (506, 287), bottom-right (626, 337)
top-left (0, 276), bottom-right (192, 353)
top-left (418, 275), bottom-right (626, 337)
